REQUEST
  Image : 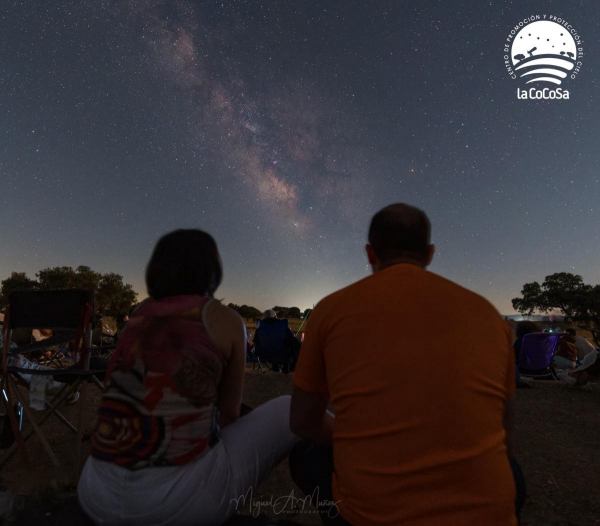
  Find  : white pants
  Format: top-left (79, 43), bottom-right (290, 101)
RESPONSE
top-left (78, 395), bottom-right (299, 525)
top-left (552, 356), bottom-right (576, 369)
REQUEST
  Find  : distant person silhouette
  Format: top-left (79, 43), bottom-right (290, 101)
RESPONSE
top-left (564, 349), bottom-right (600, 386)
top-left (254, 309), bottom-right (301, 372)
top-left (553, 332), bottom-right (578, 369)
top-left (565, 328), bottom-right (596, 360)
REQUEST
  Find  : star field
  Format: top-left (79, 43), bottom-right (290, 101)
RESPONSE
top-left (1, 0), bottom-right (599, 313)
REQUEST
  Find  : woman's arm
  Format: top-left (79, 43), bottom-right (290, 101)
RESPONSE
top-left (206, 303), bottom-right (246, 428)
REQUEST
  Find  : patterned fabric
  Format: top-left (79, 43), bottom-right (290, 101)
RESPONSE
top-left (91, 296), bottom-right (224, 469)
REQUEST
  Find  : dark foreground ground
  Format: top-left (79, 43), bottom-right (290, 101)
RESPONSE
top-left (1, 368), bottom-right (599, 525)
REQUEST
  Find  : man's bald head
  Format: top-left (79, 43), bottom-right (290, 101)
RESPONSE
top-left (367, 203), bottom-right (433, 268)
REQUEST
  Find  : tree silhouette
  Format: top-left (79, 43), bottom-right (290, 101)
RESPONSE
top-left (272, 306), bottom-right (301, 319)
top-left (513, 54), bottom-right (525, 62)
top-left (0, 272), bottom-right (38, 307)
top-left (227, 303), bottom-right (261, 319)
top-left (0, 266), bottom-right (137, 317)
top-left (512, 272), bottom-right (600, 346)
top-left (566, 52), bottom-right (574, 59)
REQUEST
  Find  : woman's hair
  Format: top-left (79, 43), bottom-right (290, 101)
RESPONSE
top-left (145, 229), bottom-right (223, 300)
top-left (515, 321), bottom-right (541, 340)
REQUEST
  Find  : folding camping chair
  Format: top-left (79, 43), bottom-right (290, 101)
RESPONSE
top-left (517, 332), bottom-right (565, 380)
top-left (0, 290), bottom-right (106, 478)
top-left (247, 347), bottom-right (263, 371)
top-left (254, 319), bottom-right (294, 373)
top-left (245, 335), bottom-right (263, 371)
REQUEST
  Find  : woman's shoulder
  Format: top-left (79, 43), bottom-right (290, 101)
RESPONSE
top-left (203, 299), bottom-right (244, 331)
top-left (201, 300), bottom-right (245, 360)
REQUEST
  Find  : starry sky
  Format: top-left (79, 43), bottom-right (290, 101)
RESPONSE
top-left (1, 1), bottom-right (599, 314)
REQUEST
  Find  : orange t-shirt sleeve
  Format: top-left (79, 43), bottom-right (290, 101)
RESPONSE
top-left (293, 303), bottom-right (329, 394)
top-left (504, 322), bottom-right (516, 398)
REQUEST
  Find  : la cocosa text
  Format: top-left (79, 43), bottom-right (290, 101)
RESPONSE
top-left (517, 87), bottom-right (570, 100)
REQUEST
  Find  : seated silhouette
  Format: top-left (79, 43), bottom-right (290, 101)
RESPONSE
top-left (254, 310), bottom-right (300, 373)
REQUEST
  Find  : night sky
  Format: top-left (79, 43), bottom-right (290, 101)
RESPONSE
top-left (1, 1), bottom-right (599, 313)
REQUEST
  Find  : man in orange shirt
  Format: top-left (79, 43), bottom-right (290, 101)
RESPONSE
top-left (290, 203), bottom-right (524, 525)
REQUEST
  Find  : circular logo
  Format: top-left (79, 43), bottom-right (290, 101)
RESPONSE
top-left (504, 16), bottom-right (583, 99)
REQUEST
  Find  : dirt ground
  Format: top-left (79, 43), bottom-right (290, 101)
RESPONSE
top-left (240, 371), bottom-right (600, 526)
top-left (1, 367), bottom-right (599, 525)
top-left (1, 315), bottom-right (599, 524)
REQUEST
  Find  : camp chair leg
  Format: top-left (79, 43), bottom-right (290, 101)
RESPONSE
top-left (71, 327), bottom-right (94, 483)
top-left (43, 379), bottom-right (82, 417)
top-left (1, 377), bottom-right (30, 467)
top-left (0, 379), bottom-right (81, 468)
top-left (7, 375), bottom-right (60, 468)
top-left (90, 375), bottom-right (105, 392)
top-left (72, 379), bottom-right (89, 482)
top-left (44, 401), bottom-right (78, 434)
top-left (45, 352), bottom-right (64, 369)
top-left (51, 355), bottom-right (64, 368)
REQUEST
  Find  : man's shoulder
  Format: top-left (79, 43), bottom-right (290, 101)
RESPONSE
top-left (427, 271), bottom-right (501, 311)
top-left (312, 268), bottom-right (504, 328)
top-left (308, 278), bottom-right (371, 323)
top-left (312, 287), bottom-right (349, 316)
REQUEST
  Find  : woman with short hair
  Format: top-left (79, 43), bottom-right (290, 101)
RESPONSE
top-left (78, 229), bottom-right (298, 525)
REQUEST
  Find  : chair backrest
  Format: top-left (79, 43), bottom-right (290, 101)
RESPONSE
top-left (255, 319), bottom-right (289, 364)
top-left (6, 290), bottom-right (95, 330)
top-left (517, 332), bottom-right (564, 371)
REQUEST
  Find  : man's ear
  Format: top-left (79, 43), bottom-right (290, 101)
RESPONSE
top-left (365, 244), bottom-right (377, 266)
top-left (425, 244), bottom-right (435, 267)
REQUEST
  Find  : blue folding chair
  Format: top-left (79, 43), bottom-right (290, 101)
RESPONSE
top-left (254, 319), bottom-right (292, 373)
top-left (517, 332), bottom-right (565, 380)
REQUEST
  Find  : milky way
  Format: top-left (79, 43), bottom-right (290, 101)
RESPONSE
top-left (1, 1), bottom-right (599, 312)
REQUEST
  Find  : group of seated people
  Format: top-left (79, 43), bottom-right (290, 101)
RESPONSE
top-left (513, 320), bottom-right (600, 387)
top-left (1, 203), bottom-right (597, 524)
top-left (73, 203), bottom-right (534, 526)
